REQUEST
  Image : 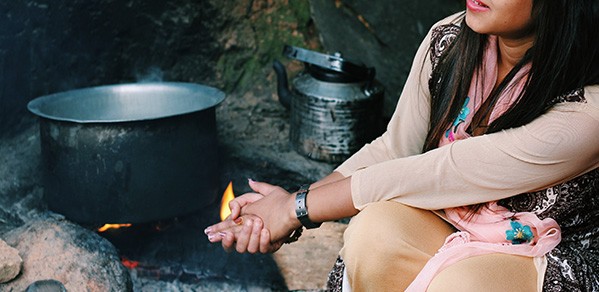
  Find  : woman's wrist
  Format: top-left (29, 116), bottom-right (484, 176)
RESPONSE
top-left (304, 176), bottom-right (358, 223)
top-left (287, 191), bottom-right (302, 230)
top-left (282, 185), bottom-right (321, 244)
top-left (294, 185), bottom-right (322, 229)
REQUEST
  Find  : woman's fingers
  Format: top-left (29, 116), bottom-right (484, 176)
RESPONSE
top-left (229, 200), bottom-right (242, 220)
top-left (210, 215), bottom-right (265, 254)
top-left (259, 228), bottom-right (272, 253)
top-left (242, 187), bottom-right (298, 242)
top-left (257, 228), bottom-right (286, 253)
top-left (205, 216), bottom-right (241, 237)
top-left (246, 219), bottom-right (263, 253)
top-left (221, 231), bottom-right (236, 253)
top-left (248, 179), bottom-right (284, 197)
top-left (206, 181), bottom-right (298, 254)
top-left (229, 192), bottom-right (264, 220)
top-left (207, 216), bottom-right (286, 254)
top-left (234, 217), bottom-right (254, 253)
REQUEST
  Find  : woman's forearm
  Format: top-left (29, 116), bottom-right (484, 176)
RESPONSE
top-left (309, 171), bottom-right (346, 189)
top-left (305, 176), bottom-right (359, 223)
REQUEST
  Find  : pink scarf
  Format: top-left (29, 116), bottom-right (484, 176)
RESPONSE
top-left (439, 35), bottom-right (529, 146)
top-left (406, 36), bottom-right (561, 291)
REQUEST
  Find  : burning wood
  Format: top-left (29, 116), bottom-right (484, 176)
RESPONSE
top-left (97, 224), bottom-right (132, 232)
top-left (121, 257), bottom-right (139, 269)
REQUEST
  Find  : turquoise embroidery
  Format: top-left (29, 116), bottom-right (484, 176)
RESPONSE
top-left (506, 220), bottom-right (534, 244)
top-left (444, 97), bottom-right (471, 141)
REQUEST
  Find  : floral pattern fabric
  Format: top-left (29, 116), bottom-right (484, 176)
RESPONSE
top-left (500, 168), bottom-right (599, 291)
top-left (445, 97), bottom-right (470, 142)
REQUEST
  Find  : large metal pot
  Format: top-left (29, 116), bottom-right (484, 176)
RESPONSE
top-left (27, 82), bottom-right (225, 225)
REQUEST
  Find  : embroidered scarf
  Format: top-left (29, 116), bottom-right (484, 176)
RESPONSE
top-left (438, 35), bottom-right (530, 147)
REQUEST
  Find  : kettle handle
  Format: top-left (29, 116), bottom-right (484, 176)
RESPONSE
top-left (283, 45), bottom-right (374, 83)
top-left (272, 60), bottom-right (292, 110)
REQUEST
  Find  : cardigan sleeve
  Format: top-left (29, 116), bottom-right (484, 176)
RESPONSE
top-left (350, 88), bottom-right (599, 210)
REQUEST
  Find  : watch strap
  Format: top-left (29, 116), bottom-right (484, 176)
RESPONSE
top-left (295, 185), bottom-right (322, 229)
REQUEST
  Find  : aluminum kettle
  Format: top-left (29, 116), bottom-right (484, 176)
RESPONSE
top-left (273, 45), bottom-right (384, 163)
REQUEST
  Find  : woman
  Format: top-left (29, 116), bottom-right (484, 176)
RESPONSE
top-left (205, 0), bottom-right (599, 290)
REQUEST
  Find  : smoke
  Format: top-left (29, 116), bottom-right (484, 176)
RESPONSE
top-left (135, 66), bottom-right (164, 83)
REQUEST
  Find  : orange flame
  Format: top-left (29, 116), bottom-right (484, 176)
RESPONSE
top-left (97, 223), bottom-right (132, 232)
top-left (121, 257), bottom-right (139, 269)
top-left (220, 181), bottom-right (235, 221)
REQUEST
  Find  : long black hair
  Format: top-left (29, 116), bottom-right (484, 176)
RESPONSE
top-left (423, 0), bottom-right (599, 152)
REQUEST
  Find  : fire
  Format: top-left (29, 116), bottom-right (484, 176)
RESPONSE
top-left (97, 223), bottom-right (132, 232)
top-left (121, 257), bottom-right (139, 269)
top-left (220, 181), bottom-right (235, 221)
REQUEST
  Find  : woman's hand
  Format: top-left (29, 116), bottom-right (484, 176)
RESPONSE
top-left (240, 180), bottom-right (302, 243)
top-left (204, 214), bottom-right (284, 253)
top-left (228, 188), bottom-right (264, 221)
top-left (204, 179), bottom-right (307, 254)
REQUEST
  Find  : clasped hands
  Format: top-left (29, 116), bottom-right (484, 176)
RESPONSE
top-left (204, 179), bottom-right (302, 253)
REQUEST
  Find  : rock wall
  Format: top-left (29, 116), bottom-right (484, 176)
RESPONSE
top-left (309, 0), bottom-right (463, 116)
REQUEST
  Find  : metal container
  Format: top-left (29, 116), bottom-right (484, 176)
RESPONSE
top-left (274, 46), bottom-right (384, 163)
top-left (27, 82), bottom-right (225, 225)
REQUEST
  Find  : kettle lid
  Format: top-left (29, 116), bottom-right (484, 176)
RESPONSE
top-left (283, 45), bottom-right (374, 83)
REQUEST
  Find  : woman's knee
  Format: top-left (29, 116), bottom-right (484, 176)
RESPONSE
top-left (427, 254), bottom-right (538, 292)
top-left (341, 202), bottom-right (423, 289)
top-left (341, 201), bottom-right (417, 262)
top-left (342, 201), bottom-right (454, 260)
top-left (340, 201), bottom-right (455, 290)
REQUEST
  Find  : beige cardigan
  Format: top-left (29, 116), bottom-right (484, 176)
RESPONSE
top-left (335, 16), bottom-right (599, 211)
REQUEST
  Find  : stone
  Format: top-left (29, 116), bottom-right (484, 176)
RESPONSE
top-left (273, 222), bottom-right (348, 290)
top-left (0, 239), bottom-right (22, 283)
top-left (0, 216), bottom-right (132, 291)
top-left (25, 279), bottom-right (66, 292)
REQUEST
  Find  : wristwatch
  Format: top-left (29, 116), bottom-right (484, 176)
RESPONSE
top-left (295, 185), bottom-right (322, 229)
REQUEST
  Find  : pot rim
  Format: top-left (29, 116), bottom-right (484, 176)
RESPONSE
top-left (27, 82), bottom-right (226, 123)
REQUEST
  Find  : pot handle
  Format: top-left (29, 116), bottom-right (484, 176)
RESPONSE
top-left (273, 60), bottom-right (292, 110)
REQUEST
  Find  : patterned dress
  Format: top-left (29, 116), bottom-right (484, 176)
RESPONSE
top-left (326, 23), bottom-right (599, 291)
top-left (501, 168), bottom-right (599, 291)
